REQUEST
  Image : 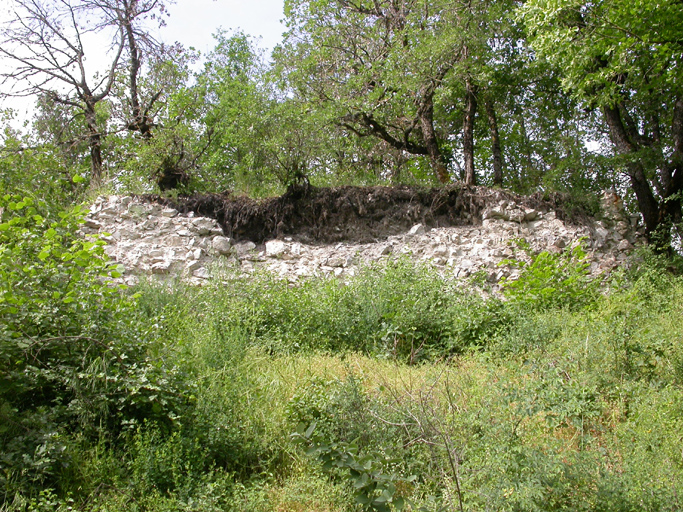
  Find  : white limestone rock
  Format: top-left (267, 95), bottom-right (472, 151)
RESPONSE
top-left (212, 236), bottom-right (233, 255)
top-left (192, 267), bottom-right (210, 279)
top-left (82, 194), bottom-right (639, 288)
top-left (266, 240), bottom-right (287, 258)
top-left (151, 261), bottom-right (172, 274)
top-left (407, 224), bottom-right (426, 237)
top-left (234, 241), bottom-right (256, 256)
top-left (191, 218), bottom-right (217, 235)
top-left (524, 208), bottom-right (539, 222)
top-left (618, 239), bottom-right (634, 251)
top-left (185, 260), bottom-right (202, 273)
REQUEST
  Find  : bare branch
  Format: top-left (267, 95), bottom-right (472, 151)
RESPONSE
top-left (0, 0), bottom-right (170, 179)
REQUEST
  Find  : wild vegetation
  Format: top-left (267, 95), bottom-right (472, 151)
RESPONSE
top-left (1, 0), bottom-right (683, 510)
top-left (1, 196), bottom-right (683, 510)
top-left (1, 0), bottom-right (681, 246)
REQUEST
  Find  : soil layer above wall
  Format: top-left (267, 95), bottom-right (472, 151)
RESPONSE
top-left (141, 184), bottom-right (594, 244)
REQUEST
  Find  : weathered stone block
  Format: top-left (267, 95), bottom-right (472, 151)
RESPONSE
top-left (191, 218), bottom-right (216, 235)
top-left (266, 240), bottom-right (287, 258)
top-left (212, 236), bottom-right (232, 255)
top-left (407, 224), bottom-right (426, 236)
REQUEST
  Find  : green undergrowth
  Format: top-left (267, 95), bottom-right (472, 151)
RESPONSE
top-left (136, 258), bottom-right (512, 362)
top-left (2, 201), bottom-right (683, 511)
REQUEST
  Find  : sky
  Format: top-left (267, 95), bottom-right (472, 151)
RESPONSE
top-left (158, 0), bottom-right (287, 56)
top-left (0, 0), bottom-right (287, 122)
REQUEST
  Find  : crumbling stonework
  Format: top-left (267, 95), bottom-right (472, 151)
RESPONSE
top-left (82, 189), bottom-right (642, 287)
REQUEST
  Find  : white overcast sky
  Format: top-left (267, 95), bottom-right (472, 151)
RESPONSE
top-left (0, 0), bottom-right (287, 121)
top-left (158, 0), bottom-right (287, 56)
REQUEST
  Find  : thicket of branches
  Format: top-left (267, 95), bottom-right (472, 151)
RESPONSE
top-left (1, 0), bottom-right (681, 246)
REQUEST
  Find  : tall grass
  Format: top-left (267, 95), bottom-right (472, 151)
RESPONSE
top-left (4, 253), bottom-right (683, 511)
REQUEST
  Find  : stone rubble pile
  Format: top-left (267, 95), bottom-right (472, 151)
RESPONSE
top-left (82, 192), bottom-right (642, 287)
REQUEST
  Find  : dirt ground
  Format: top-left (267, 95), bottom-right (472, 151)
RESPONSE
top-left (141, 184), bottom-right (593, 244)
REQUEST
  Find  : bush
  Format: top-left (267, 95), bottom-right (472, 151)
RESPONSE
top-left (198, 258), bottom-right (497, 361)
top-left (289, 376), bottom-right (421, 511)
top-left (0, 196), bottom-right (190, 500)
top-left (500, 240), bottom-right (599, 311)
top-left (0, 126), bottom-right (87, 212)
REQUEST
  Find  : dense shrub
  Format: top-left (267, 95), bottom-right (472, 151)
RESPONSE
top-left (0, 197), bottom-right (190, 500)
top-left (178, 258), bottom-right (507, 361)
top-left (500, 240), bottom-right (599, 311)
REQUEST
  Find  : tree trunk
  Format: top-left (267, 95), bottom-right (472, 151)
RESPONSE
top-left (463, 78), bottom-right (478, 185)
top-left (84, 104), bottom-right (103, 183)
top-left (418, 91), bottom-right (449, 183)
top-left (658, 96), bottom-right (683, 239)
top-left (518, 112), bottom-right (533, 183)
top-left (602, 104), bottom-right (661, 237)
top-left (122, 0), bottom-right (153, 139)
top-left (485, 98), bottom-right (503, 187)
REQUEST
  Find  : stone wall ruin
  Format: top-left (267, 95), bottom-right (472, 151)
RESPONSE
top-left (81, 187), bottom-right (642, 288)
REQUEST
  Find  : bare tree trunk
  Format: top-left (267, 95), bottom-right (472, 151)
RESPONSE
top-left (84, 104), bottom-right (103, 183)
top-left (125, 12), bottom-right (145, 136)
top-left (463, 78), bottom-right (478, 185)
top-left (485, 98), bottom-right (503, 187)
top-left (661, 96), bottom-right (683, 227)
top-left (121, 0), bottom-right (155, 139)
top-left (418, 90), bottom-right (449, 183)
top-left (653, 97), bottom-right (683, 248)
top-left (603, 104), bottom-right (661, 237)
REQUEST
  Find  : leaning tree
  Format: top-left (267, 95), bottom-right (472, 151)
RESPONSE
top-left (279, 0), bottom-right (540, 186)
top-left (279, 0), bottom-right (467, 184)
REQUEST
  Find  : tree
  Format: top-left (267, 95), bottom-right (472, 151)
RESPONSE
top-left (107, 43), bottom-right (196, 191)
top-left (0, 0), bottom-right (124, 182)
top-left (91, 0), bottom-right (172, 139)
top-left (193, 30), bottom-right (273, 190)
top-left (279, 0), bottom-right (556, 187)
top-left (480, 43), bottom-right (610, 194)
top-left (521, 0), bottom-right (683, 247)
top-left (0, 0), bottom-right (169, 183)
top-left (0, 110), bottom-right (86, 209)
top-left (279, 0), bottom-right (470, 184)
top-left (171, 30), bottom-right (345, 193)
top-left (484, 95), bottom-right (504, 187)
top-left (148, 30), bottom-right (278, 193)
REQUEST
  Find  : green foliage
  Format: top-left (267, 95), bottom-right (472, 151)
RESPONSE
top-left (289, 377), bottom-right (416, 511)
top-left (108, 48), bottom-right (199, 194)
top-left (279, 0), bottom-right (463, 183)
top-left (274, 0), bottom-right (613, 190)
top-left (3, 240), bottom-right (683, 511)
top-left (500, 239), bottom-right (599, 311)
top-left (294, 424), bottom-right (410, 512)
top-left (521, 0), bottom-right (683, 245)
top-left (127, 423), bottom-right (215, 499)
top-left (520, 0), bottom-right (683, 108)
top-left (0, 197), bottom-right (190, 500)
top-left (192, 258), bottom-right (502, 360)
top-left (0, 120), bottom-right (87, 211)
top-left (130, 280), bottom-right (287, 480)
top-left (185, 31), bottom-right (276, 192)
top-left (5, 0), bottom-right (683, 507)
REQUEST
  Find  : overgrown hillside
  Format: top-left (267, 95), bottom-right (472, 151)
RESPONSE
top-left (2, 195), bottom-right (682, 511)
top-left (1, 0), bottom-right (682, 509)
